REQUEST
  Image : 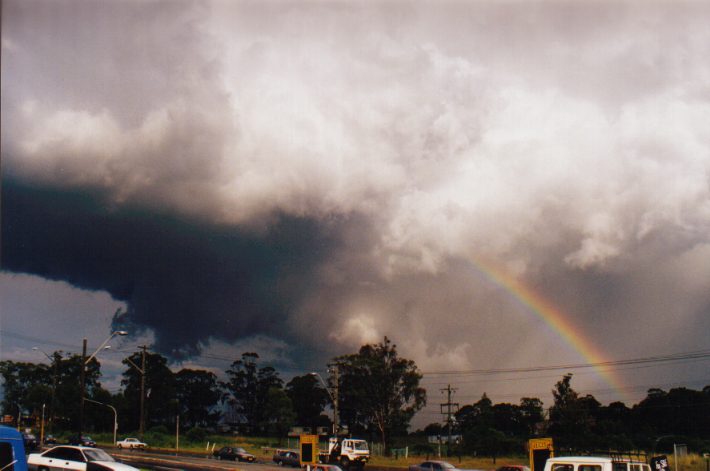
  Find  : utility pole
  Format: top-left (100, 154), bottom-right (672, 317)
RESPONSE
top-left (332, 365), bottom-right (339, 435)
top-left (139, 345), bottom-right (147, 438)
top-left (125, 346), bottom-right (147, 439)
top-left (440, 384), bottom-right (458, 457)
top-left (79, 338), bottom-right (87, 435)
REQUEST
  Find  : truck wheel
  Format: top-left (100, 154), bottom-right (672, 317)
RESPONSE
top-left (340, 457), bottom-right (350, 469)
top-left (39, 467), bottom-right (49, 471)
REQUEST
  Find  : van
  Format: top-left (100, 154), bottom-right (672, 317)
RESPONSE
top-left (544, 456), bottom-right (651, 471)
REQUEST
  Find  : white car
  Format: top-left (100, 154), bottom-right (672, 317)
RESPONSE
top-left (28, 445), bottom-right (139, 471)
top-left (116, 438), bottom-right (147, 449)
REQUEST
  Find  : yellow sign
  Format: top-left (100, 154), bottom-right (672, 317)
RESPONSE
top-left (300, 434), bottom-right (319, 466)
top-left (529, 438), bottom-right (554, 471)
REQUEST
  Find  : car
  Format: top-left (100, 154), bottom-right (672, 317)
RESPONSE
top-left (116, 438), bottom-right (146, 450)
top-left (27, 445), bottom-right (139, 471)
top-left (313, 466), bottom-right (344, 471)
top-left (67, 435), bottom-right (96, 447)
top-left (213, 446), bottom-right (256, 462)
top-left (409, 461), bottom-right (460, 471)
top-left (497, 466), bottom-right (530, 471)
top-left (43, 435), bottom-right (58, 445)
top-left (273, 450), bottom-right (301, 467)
top-left (22, 432), bottom-right (39, 451)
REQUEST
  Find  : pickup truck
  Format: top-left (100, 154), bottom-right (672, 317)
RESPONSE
top-left (116, 438), bottom-right (147, 449)
top-left (0, 425), bottom-right (28, 471)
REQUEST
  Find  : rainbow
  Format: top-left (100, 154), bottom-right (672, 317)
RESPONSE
top-left (470, 258), bottom-right (630, 402)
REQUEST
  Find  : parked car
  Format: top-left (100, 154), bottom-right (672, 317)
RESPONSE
top-left (22, 432), bottom-right (38, 451)
top-left (273, 450), bottom-right (301, 467)
top-left (28, 445), bottom-right (139, 471)
top-left (409, 461), bottom-right (459, 471)
top-left (313, 466), bottom-right (344, 471)
top-left (213, 446), bottom-right (256, 462)
top-left (67, 435), bottom-right (96, 447)
top-left (43, 434), bottom-right (58, 445)
top-left (116, 438), bottom-right (147, 449)
top-left (497, 466), bottom-right (530, 471)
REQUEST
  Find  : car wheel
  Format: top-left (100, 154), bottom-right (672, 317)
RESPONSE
top-left (340, 457), bottom-right (351, 469)
top-left (118, 444), bottom-right (122, 449)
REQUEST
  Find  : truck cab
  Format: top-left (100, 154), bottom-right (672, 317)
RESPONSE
top-left (320, 437), bottom-right (370, 469)
top-left (0, 425), bottom-right (28, 471)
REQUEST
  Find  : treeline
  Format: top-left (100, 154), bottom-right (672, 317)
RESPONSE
top-left (419, 374), bottom-right (710, 456)
top-left (1, 337), bottom-right (424, 450)
top-left (2, 342), bottom-right (708, 454)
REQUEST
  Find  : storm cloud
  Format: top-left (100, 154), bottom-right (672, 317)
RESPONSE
top-left (3, 0), bottom-right (710, 404)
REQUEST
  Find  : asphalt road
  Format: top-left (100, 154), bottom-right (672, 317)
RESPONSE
top-left (112, 449), bottom-right (307, 471)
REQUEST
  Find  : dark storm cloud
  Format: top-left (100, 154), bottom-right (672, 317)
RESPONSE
top-left (1, 179), bottom-right (344, 358)
top-left (3, 0), bottom-right (710, 405)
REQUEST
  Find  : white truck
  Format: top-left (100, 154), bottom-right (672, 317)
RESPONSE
top-left (543, 456), bottom-right (651, 471)
top-left (318, 437), bottom-right (370, 469)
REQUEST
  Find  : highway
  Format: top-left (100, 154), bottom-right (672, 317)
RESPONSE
top-left (111, 449), bottom-right (288, 471)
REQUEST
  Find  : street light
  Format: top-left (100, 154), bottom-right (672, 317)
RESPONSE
top-left (84, 398), bottom-right (118, 446)
top-left (32, 347), bottom-right (60, 436)
top-left (310, 370), bottom-right (339, 435)
top-left (80, 331), bottom-right (128, 435)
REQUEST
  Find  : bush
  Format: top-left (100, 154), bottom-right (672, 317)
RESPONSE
top-left (148, 425), bottom-right (169, 435)
top-left (186, 427), bottom-right (207, 443)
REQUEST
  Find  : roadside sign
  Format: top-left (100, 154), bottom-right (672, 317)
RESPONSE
top-left (300, 434), bottom-right (318, 466)
top-left (529, 438), bottom-right (554, 471)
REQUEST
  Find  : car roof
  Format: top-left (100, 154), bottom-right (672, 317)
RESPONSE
top-left (47, 445), bottom-right (92, 451)
top-left (548, 457), bottom-right (646, 465)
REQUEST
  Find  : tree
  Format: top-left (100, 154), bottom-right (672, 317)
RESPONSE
top-left (286, 374), bottom-right (329, 430)
top-left (121, 351), bottom-right (175, 431)
top-left (174, 369), bottom-right (221, 428)
top-left (0, 361), bottom-right (50, 418)
top-left (548, 374), bottom-right (593, 448)
top-left (519, 397), bottom-right (545, 436)
top-left (262, 387), bottom-right (296, 439)
top-left (223, 352), bottom-right (283, 433)
top-left (334, 337), bottom-right (426, 452)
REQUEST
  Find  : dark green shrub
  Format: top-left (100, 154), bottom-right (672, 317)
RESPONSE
top-left (186, 427), bottom-right (207, 443)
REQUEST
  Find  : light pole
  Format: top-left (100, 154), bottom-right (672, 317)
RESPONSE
top-left (124, 346), bottom-right (147, 438)
top-left (33, 347), bottom-right (60, 434)
top-left (310, 368), bottom-right (339, 435)
top-left (84, 398), bottom-right (118, 446)
top-left (79, 331), bottom-right (128, 435)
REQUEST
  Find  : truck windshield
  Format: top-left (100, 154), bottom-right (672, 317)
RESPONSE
top-left (353, 441), bottom-right (368, 451)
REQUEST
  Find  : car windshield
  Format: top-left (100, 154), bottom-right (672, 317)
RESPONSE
top-left (353, 441), bottom-right (368, 451)
top-left (84, 449), bottom-right (115, 462)
top-left (441, 463), bottom-right (456, 469)
top-left (236, 448), bottom-right (247, 453)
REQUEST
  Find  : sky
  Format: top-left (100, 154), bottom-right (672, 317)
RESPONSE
top-left (2, 0), bottom-right (710, 428)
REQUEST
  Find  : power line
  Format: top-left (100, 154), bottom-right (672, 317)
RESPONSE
top-left (5, 328), bottom-right (709, 382)
top-left (421, 349), bottom-right (710, 376)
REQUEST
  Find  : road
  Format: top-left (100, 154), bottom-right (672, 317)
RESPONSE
top-left (111, 449), bottom-right (304, 471)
